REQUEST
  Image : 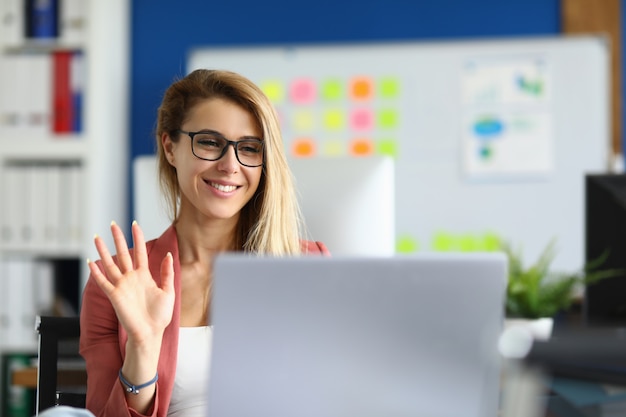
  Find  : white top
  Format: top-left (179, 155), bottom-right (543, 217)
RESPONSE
top-left (167, 326), bottom-right (212, 417)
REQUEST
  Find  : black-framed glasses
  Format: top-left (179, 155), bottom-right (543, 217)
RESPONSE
top-left (177, 130), bottom-right (265, 167)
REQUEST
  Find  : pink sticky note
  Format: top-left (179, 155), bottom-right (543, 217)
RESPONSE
top-left (350, 108), bottom-right (374, 131)
top-left (290, 78), bottom-right (316, 104)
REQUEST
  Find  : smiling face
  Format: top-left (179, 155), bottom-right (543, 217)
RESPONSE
top-left (162, 97), bottom-right (264, 224)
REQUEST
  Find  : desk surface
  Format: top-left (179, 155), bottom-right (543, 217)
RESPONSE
top-left (12, 367), bottom-right (87, 389)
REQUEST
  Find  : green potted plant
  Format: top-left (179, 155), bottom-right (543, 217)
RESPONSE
top-left (501, 239), bottom-right (622, 338)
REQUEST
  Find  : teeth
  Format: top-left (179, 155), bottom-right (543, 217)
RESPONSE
top-left (211, 182), bottom-right (237, 192)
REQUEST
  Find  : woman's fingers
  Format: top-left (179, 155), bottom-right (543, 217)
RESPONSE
top-left (89, 224), bottom-right (175, 337)
top-left (160, 252), bottom-right (175, 296)
top-left (110, 221), bottom-right (134, 273)
top-left (93, 222), bottom-right (143, 282)
top-left (87, 258), bottom-right (116, 295)
top-left (92, 221), bottom-right (155, 287)
top-left (94, 234), bottom-right (122, 280)
top-left (131, 221), bottom-right (149, 270)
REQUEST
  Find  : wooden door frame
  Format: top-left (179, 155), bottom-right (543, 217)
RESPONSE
top-left (562, 0), bottom-right (623, 161)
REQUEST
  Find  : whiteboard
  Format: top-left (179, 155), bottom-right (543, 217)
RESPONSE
top-left (186, 36), bottom-right (610, 271)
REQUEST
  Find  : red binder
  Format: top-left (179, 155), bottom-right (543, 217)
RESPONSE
top-left (52, 51), bottom-right (73, 134)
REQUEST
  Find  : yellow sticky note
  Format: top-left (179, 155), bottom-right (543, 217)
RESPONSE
top-left (323, 109), bottom-right (344, 130)
top-left (293, 110), bottom-right (314, 131)
top-left (261, 80), bottom-right (284, 103)
top-left (322, 140), bottom-right (344, 156)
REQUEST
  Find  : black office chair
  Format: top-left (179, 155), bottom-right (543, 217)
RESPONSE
top-left (36, 315), bottom-right (87, 413)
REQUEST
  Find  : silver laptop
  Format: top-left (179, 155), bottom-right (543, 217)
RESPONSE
top-left (208, 253), bottom-right (507, 417)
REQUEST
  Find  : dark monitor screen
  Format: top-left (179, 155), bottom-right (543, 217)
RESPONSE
top-left (585, 174), bottom-right (626, 326)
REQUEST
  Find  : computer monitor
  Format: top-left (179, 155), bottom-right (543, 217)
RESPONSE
top-left (289, 156), bottom-right (395, 256)
top-left (133, 155), bottom-right (396, 257)
top-left (133, 155), bottom-right (170, 241)
top-left (584, 174), bottom-right (626, 327)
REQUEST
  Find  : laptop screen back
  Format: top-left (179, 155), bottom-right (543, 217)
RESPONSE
top-left (208, 254), bottom-right (506, 417)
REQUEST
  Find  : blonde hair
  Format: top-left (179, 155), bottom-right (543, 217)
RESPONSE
top-left (155, 69), bottom-right (304, 255)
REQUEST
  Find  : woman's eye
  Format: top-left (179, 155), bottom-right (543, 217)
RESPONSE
top-left (241, 146), bottom-right (260, 153)
top-left (197, 136), bottom-right (222, 147)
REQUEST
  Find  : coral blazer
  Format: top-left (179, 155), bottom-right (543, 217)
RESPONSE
top-left (79, 225), bottom-right (329, 417)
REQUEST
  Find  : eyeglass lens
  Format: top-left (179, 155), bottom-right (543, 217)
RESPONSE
top-left (192, 133), bottom-right (263, 166)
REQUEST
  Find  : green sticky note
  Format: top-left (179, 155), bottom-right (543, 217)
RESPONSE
top-left (377, 138), bottom-right (398, 157)
top-left (323, 109), bottom-right (344, 130)
top-left (379, 77), bottom-right (400, 98)
top-left (396, 235), bottom-right (419, 253)
top-left (459, 234), bottom-right (478, 252)
top-left (322, 79), bottom-right (343, 101)
top-left (432, 232), bottom-right (455, 252)
top-left (261, 80), bottom-right (284, 103)
top-left (378, 109), bottom-right (399, 129)
top-left (482, 232), bottom-right (502, 251)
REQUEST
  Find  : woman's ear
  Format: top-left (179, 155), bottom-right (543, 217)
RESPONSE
top-left (162, 133), bottom-right (175, 165)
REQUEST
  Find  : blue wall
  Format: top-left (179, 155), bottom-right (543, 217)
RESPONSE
top-left (130, 0), bottom-right (562, 159)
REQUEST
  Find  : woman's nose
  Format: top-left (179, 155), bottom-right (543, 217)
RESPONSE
top-left (217, 144), bottom-right (239, 173)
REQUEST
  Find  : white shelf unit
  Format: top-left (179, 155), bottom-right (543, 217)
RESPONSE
top-left (0, 0), bottom-right (129, 352)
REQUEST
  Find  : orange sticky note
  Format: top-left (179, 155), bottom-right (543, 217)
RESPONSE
top-left (292, 138), bottom-right (316, 157)
top-left (349, 138), bottom-right (374, 156)
top-left (350, 76), bottom-right (373, 101)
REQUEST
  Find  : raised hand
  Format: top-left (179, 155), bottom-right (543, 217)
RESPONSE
top-left (87, 221), bottom-right (175, 345)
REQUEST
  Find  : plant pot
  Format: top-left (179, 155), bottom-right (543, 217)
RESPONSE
top-left (504, 317), bottom-right (554, 341)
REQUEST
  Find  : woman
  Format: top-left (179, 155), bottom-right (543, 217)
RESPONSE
top-left (79, 69), bottom-right (330, 417)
